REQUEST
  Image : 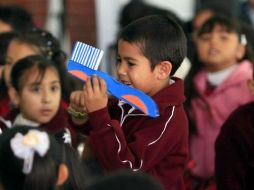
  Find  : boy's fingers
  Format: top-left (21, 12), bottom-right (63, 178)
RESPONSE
top-left (99, 77), bottom-right (107, 93)
top-left (84, 76), bottom-right (93, 96)
top-left (91, 75), bottom-right (100, 93)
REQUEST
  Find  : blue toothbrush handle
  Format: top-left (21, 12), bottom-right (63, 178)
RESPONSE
top-left (68, 60), bottom-right (159, 117)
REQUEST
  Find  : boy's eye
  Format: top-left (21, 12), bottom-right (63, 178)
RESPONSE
top-left (116, 56), bottom-right (121, 65)
top-left (127, 62), bottom-right (135, 67)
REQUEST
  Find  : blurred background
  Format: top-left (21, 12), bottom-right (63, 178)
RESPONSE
top-left (0, 0), bottom-right (247, 71)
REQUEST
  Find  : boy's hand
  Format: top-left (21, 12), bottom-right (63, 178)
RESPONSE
top-left (83, 75), bottom-right (108, 113)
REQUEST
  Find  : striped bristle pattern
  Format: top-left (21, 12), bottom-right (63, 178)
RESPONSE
top-left (70, 41), bottom-right (104, 70)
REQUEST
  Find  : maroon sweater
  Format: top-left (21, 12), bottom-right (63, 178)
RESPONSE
top-left (215, 101), bottom-right (254, 190)
top-left (74, 78), bottom-right (189, 190)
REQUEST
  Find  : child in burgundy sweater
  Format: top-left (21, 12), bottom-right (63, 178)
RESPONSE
top-left (69, 15), bottom-right (189, 190)
top-left (215, 101), bottom-right (254, 190)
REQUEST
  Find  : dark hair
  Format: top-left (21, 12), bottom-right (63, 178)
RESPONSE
top-left (197, 14), bottom-right (241, 38)
top-left (0, 4), bottom-right (35, 32)
top-left (61, 144), bottom-right (87, 190)
top-left (86, 170), bottom-right (164, 190)
top-left (0, 32), bottom-right (16, 65)
top-left (0, 32), bottom-right (17, 99)
top-left (0, 126), bottom-right (63, 190)
top-left (8, 28), bottom-right (76, 101)
top-left (119, 0), bottom-right (183, 29)
top-left (10, 55), bottom-right (59, 93)
top-left (118, 15), bottom-right (187, 75)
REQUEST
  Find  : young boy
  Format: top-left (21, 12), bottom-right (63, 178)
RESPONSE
top-left (69, 15), bottom-right (189, 190)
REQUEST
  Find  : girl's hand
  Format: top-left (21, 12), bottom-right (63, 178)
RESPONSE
top-left (83, 75), bottom-right (108, 113)
top-left (70, 90), bottom-right (87, 112)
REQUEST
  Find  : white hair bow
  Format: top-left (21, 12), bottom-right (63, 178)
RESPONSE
top-left (10, 129), bottom-right (50, 174)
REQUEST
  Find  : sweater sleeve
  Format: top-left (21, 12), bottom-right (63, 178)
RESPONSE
top-left (87, 105), bottom-right (189, 172)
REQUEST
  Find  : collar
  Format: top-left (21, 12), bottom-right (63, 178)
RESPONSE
top-left (13, 113), bottom-right (39, 127)
top-left (207, 64), bottom-right (237, 86)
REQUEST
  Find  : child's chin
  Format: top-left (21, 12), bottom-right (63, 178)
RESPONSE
top-left (37, 117), bottom-right (53, 124)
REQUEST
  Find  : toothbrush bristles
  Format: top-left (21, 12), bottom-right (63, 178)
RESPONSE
top-left (70, 41), bottom-right (104, 70)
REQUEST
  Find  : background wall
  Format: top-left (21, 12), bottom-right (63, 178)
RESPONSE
top-left (95, 0), bottom-right (195, 71)
top-left (0, 0), bottom-right (195, 66)
top-left (0, 0), bottom-right (96, 55)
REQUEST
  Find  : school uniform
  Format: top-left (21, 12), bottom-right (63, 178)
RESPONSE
top-left (215, 101), bottom-right (254, 190)
top-left (74, 77), bottom-right (189, 190)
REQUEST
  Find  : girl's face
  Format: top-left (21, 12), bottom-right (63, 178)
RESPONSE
top-left (5, 40), bottom-right (38, 87)
top-left (116, 40), bottom-right (166, 96)
top-left (196, 24), bottom-right (245, 72)
top-left (14, 67), bottom-right (61, 124)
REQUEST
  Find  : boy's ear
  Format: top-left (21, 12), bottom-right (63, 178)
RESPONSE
top-left (156, 61), bottom-right (172, 79)
top-left (8, 87), bottom-right (20, 106)
top-left (56, 164), bottom-right (69, 186)
top-left (236, 44), bottom-right (246, 60)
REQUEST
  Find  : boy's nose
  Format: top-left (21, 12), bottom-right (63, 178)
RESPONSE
top-left (116, 63), bottom-right (127, 76)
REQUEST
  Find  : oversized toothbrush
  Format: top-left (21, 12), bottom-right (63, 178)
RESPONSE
top-left (67, 41), bottom-right (159, 118)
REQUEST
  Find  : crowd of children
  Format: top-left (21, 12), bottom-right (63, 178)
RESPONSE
top-left (1, 2), bottom-right (254, 190)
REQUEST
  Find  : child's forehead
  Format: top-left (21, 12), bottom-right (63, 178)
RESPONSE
top-left (201, 24), bottom-right (238, 34)
top-left (118, 40), bottom-right (144, 55)
top-left (22, 66), bottom-right (58, 84)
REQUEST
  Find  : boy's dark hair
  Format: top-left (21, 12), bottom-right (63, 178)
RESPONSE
top-left (0, 126), bottom-right (63, 190)
top-left (0, 4), bottom-right (35, 32)
top-left (86, 170), bottom-right (164, 190)
top-left (118, 15), bottom-right (187, 76)
top-left (197, 14), bottom-right (241, 38)
top-left (11, 55), bottom-right (59, 93)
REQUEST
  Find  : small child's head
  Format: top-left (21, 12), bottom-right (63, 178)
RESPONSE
top-left (0, 126), bottom-right (69, 190)
top-left (4, 28), bottom-right (66, 88)
top-left (117, 15), bottom-right (187, 95)
top-left (0, 4), bottom-right (34, 33)
top-left (196, 14), bottom-right (247, 72)
top-left (10, 55), bottom-right (61, 124)
top-left (86, 170), bottom-right (164, 190)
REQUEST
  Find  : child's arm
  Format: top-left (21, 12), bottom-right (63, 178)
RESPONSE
top-left (87, 104), bottom-right (188, 173)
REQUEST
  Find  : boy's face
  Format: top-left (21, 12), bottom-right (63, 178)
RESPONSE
top-left (13, 67), bottom-right (61, 124)
top-left (5, 40), bottom-right (38, 87)
top-left (116, 40), bottom-right (165, 96)
top-left (196, 24), bottom-right (245, 72)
